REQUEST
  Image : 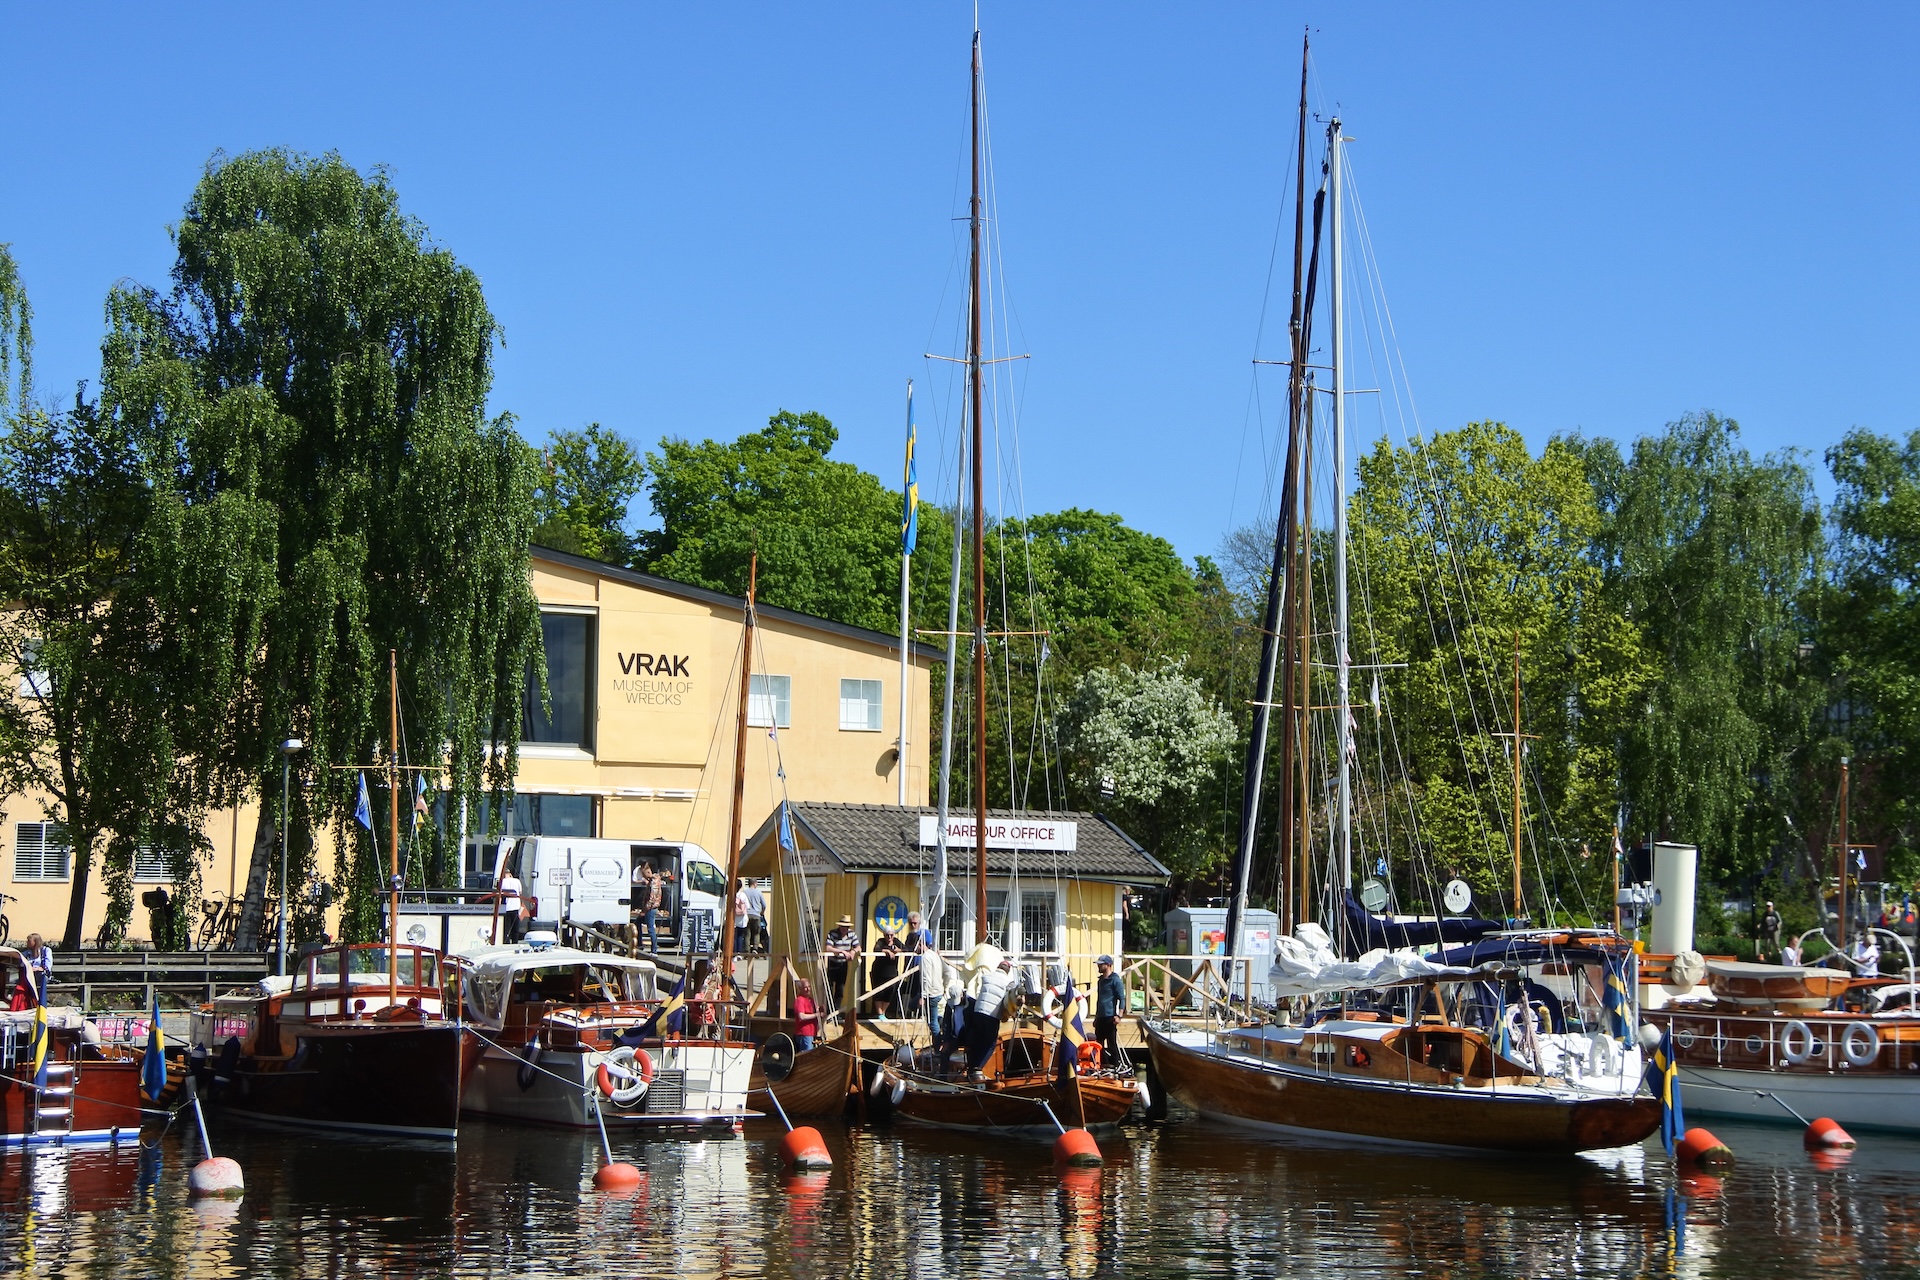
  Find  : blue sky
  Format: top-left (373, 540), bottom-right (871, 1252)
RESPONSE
top-left (4, 5), bottom-right (1915, 563)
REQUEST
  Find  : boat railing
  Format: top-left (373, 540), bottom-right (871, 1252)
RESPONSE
top-left (1118, 954), bottom-right (1255, 1026)
top-left (1662, 1007), bottom-right (1907, 1072)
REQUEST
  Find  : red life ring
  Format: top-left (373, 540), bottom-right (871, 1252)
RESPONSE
top-left (595, 1048), bottom-right (656, 1106)
top-left (1077, 1041), bottom-right (1103, 1071)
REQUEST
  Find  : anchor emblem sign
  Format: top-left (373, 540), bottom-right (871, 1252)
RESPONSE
top-left (874, 896), bottom-right (910, 938)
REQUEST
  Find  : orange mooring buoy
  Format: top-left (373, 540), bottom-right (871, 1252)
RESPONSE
top-left (1052, 1127), bottom-right (1103, 1167)
top-left (780, 1125), bottom-right (833, 1170)
top-left (1676, 1127), bottom-right (1735, 1169)
top-left (593, 1161), bottom-right (643, 1190)
top-left (1804, 1117), bottom-right (1857, 1150)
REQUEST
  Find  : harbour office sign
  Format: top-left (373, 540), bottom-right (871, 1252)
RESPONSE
top-left (917, 816), bottom-right (1077, 852)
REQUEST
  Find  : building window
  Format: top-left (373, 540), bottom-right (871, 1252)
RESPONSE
top-left (839, 679), bottom-right (883, 731)
top-left (522, 612), bottom-right (595, 750)
top-left (935, 891), bottom-right (966, 952)
top-left (17, 639), bottom-right (48, 699)
top-left (1021, 890), bottom-right (1058, 953)
top-left (133, 846), bottom-right (174, 883)
top-left (985, 889), bottom-right (1009, 949)
top-left (14, 823), bottom-right (70, 882)
top-left (748, 674), bottom-right (792, 728)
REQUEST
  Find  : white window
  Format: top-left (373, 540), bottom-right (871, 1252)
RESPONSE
top-left (839, 679), bottom-right (883, 731)
top-left (17, 640), bottom-right (48, 699)
top-left (133, 846), bottom-right (174, 882)
top-left (14, 823), bottom-right (70, 882)
top-left (1021, 890), bottom-right (1058, 953)
top-left (748, 675), bottom-right (791, 728)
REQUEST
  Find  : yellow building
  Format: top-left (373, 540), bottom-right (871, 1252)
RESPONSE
top-left (738, 802), bottom-right (1169, 989)
top-left (2, 547), bottom-right (939, 945)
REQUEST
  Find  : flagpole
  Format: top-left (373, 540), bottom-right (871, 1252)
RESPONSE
top-left (898, 379), bottom-right (915, 808)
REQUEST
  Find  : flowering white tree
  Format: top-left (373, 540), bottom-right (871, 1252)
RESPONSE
top-left (1057, 659), bottom-right (1233, 883)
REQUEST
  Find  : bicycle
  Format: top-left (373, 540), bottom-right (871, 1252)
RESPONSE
top-left (195, 895), bottom-right (240, 952)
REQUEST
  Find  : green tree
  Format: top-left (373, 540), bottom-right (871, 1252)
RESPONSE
top-left (1347, 422), bottom-right (1650, 918)
top-left (1582, 413), bottom-right (1825, 887)
top-left (532, 423), bottom-right (645, 564)
top-left (1826, 427), bottom-right (1920, 882)
top-left (102, 149), bottom-right (544, 946)
top-left (1056, 660), bottom-right (1234, 884)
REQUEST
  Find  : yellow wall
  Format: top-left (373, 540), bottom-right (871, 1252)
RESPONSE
top-left (0, 553), bottom-right (933, 946)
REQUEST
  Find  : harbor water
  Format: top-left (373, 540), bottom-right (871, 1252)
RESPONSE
top-left (1, 1108), bottom-right (1916, 1278)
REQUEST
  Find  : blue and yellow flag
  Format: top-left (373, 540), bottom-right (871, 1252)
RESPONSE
top-left (1602, 952), bottom-right (1633, 1040)
top-left (902, 384), bottom-right (919, 556)
top-left (1644, 1025), bottom-right (1685, 1155)
top-left (140, 996), bottom-right (168, 1100)
top-left (630, 972), bottom-right (690, 1041)
top-left (27, 1003), bottom-right (48, 1091)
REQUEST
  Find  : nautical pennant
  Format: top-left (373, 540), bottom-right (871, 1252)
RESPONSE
top-left (354, 772), bottom-right (373, 830)
top-left (902, 386), bottom-right (920, 555)
top-left (27, 1003), bottom-right (48, 1092)
top-left (1601, 953), bottom-right (1633, 1040)
top-left (1643, 1025), bottom-right (1685, 1156)
top-left (140, 995), bottom-right (168, 1100)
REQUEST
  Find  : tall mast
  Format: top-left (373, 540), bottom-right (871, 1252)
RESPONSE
top-left (387, 648), bottom-right (401, 1009)
top-left (1329, 117), bottom-right (1353, 925)
top-left (1294, 393), bottom-right (1316, 929)
top-left (1226, 31), bottom-right (1310, 960)
top-left (1511, 636), bottom-right (1524, 919)
top-left (898, 381), bottom-right (915, 807)
top-left (928, 436), bottom-right (966, 935)
top-left (719, 554), bottom-right (757, 976)
top-left (969, 26), bottom-right (990, 943)
top-left (1839, 756), bottom-right (1851, 953)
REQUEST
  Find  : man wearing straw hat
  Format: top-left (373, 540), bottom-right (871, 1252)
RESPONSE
top-left (824, 914), bottom-right (859, 1004)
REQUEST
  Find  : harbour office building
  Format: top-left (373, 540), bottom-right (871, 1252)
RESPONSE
top-left (0, 548), bottom-right (939, 944)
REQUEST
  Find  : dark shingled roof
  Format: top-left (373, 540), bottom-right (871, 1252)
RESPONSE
top-left (743, 802), bottom-right (1169, 885)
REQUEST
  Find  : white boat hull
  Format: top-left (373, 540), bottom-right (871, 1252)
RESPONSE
top-left (1675, 1063), bottom-right (1920, 1134)
top-left (464, 1038), bottom-right (755, 1128)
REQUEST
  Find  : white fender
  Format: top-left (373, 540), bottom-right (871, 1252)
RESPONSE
top-left (1843, 1020), bottom-right (1881, 1067)
top-left (1585, 1032), bottom-right (1621, 1079)
top-left (890, 1079), bottom-right (907, 1106)
top-left (1780, 1019), bottom-right (1817, 1066)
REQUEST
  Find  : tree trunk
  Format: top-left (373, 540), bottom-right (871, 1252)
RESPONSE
top-left (61, 828), bottom-right (96, 951)
top-left (233, 798), bottom-right (276, 953)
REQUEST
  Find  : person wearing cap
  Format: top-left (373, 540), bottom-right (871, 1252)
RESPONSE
top-left (1093, 955), bottom-right (1124, 1066)
top-left (824, 914), bottom-right (859, 1002)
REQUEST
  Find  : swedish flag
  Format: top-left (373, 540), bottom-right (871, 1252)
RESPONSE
top-left (902, 386), bottom-right (919, 556)
top-left (1602, 953), bottom-right (1632, 1040)
top-left (140, 996), bottom-right (168, 1101)
top-left (631, 972), bottom-right (690, 1041)
top-left (1056, 975), bottom-right (1090, 1078)
top-left (1644, 1025), bottom-right (1685, 1155)
top-left (27, 1003), bottom-right (48, 1091)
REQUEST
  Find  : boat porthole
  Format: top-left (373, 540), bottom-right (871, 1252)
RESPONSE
top-left (1745, 1034), bottom-right (1765, 1055)
top-left (1675, 1028), bottom-right (1695, 1050)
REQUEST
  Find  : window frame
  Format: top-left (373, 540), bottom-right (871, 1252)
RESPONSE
top-left (838, 678), bottom-right (884, 732)
top-left (132, 846), bottom-right (175, 883)
top-left (1020, 889), bottom-right (1059, 954)
top-left (748, 674), bottom-right (792, 729)
top-left (521, 608), bottom-right (597, 752)
top-left (13, 822), bottom-right (72, 883)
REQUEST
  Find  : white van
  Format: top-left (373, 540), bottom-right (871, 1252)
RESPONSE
top-left (499, 837), bottom-right (730, 948)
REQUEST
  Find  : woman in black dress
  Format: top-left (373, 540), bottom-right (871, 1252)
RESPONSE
top-left (868, 932), bottom-right (903, 1017)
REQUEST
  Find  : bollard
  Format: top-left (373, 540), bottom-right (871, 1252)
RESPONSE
top-left (1052, 1127), bottom-right (1103, 1167)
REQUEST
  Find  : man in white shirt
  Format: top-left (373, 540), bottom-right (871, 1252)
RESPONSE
top-left (733, 882), bottom-right (751, 955)
top-left (1853, 935), bottom-right (1881, 978)
top-left (745, 881), bottom-right (768, 955)
top-left (497, 871), bottom-right (523, 943)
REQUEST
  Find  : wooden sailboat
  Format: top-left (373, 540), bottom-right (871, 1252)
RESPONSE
top-left (187, 651), bottom-right (472, 1138)
top-left (1143, 41), bottom-right (1660, 1155)
top-left (886, 22), bottom-right (1142, 1137)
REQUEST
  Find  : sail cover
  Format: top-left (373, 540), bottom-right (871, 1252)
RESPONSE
top-left (1268, 924), bottom-right (1486, 998)
top-left (1341, 891), bottom-right (1500, 958)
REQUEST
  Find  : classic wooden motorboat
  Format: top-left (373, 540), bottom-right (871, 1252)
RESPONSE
top-left (188, 941), bottom-right (468, 1138)
top-left (0, 948), bottom-right (146, 1145)
top-left (1143, 1014), bottom-right (1661, 1154)
top-left (458, 941), bottom-right (753, 1129)
top-left (886, 1025), bottom-right (1142, 1135)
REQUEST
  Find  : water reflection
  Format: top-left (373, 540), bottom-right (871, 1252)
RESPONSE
top-left (0, 1111), bottom-right (1917, 1278)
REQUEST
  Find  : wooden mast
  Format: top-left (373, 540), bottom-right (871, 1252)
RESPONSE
top-left (1501, 633), bottom-right (1539, 921)
top-left (1838, 755), bottom-right (1850, 953)
top-left (387, 648), bottom-right (401, 1009)
top-left (969, 26), bottom-right (990, 943)
top-left (719, 553), bottom-right (758, 984)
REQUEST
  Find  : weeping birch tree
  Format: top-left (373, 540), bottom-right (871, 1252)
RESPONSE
top-left (102, 150), bottom-right (544, 946)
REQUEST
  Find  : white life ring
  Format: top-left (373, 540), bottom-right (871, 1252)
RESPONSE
top-left (1040, 985), bottom-right (1063, 1029)
top-left (595, 1047), bottom-right (651, 1107)
top-left (1780, 1020), bottom-right (1817, 1066)
top-left (1843, 1021), bottom-right (1881, 1067)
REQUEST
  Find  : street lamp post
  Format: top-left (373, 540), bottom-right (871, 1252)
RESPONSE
top-left (278, 738), bottom-right (303, 976)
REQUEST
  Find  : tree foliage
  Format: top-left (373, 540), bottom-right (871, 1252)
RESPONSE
top-left (532, 423), bottom-right (645, 564)
top-left (102, 149), bottom-right (543, 945)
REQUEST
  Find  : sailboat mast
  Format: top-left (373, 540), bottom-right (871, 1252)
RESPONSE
top-left (929, 441), bottom-right (965, 935)
top-left (387, 648), bottom-right (401, 1009)
top-left (899, 382), bottom-right (914, 807)
top-left (720, 554), bottom-right (758, 971)
top-left (1226, 31), bottom-right (1310, 958)
top-left (969, 27), bottom-right (990, 942)
top-left (1511, 634), bottom-right (1524, 921)
top-left (1328, 118), bottom-right (1353, 921)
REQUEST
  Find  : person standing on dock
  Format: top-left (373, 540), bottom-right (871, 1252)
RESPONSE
top-left (745, 880), bottom-right (768, 955)
top-left (1758, 901), bottom-right (1781, 962)
top-left (496, 869), bottom-right (523, 944)
top-left (824, 916), bottom-right (858, 1007)
top-left (22, 934), bottom-right (50, 1005)
top-left (1093, 955), bottom-right (1123, 1067)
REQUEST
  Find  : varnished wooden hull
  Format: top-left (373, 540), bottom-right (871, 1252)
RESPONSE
top-left (746, 1037), bottom-right (854, 1119)
top-left (892, 1074), bottom-right (1140, 1133)
top-left (1144, 1021), bottom-right (1660, 1154)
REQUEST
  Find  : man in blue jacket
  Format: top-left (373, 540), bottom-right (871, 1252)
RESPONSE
top-left (1093, 955), bottom-right (1124, 1067)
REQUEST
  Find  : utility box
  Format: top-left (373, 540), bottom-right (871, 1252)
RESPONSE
top-left (1166, 906), bottom-right (1277, 1005)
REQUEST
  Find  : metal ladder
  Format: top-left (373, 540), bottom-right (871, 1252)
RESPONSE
top-left (30, 1062), bottom-right (75, 1138)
